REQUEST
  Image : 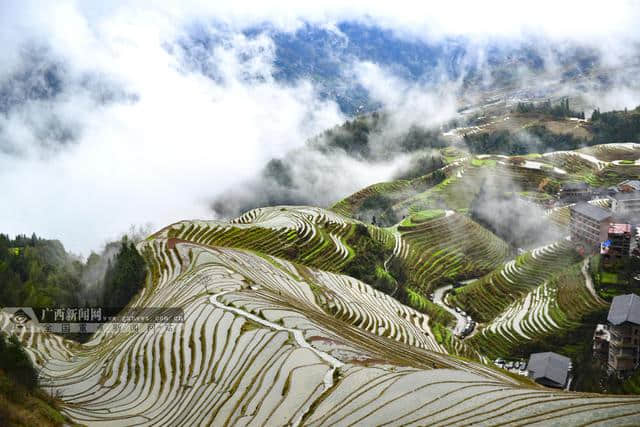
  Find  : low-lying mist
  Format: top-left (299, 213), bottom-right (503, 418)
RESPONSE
top-left (3, 2), bottom-right (640, 253)
top-left (470, 170), bottom-right (562, 249)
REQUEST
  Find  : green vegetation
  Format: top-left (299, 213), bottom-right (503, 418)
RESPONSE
top-left (393, 153), bottom-right (445, 180)
top-left (398, 213), bottom-right (510, 295)
top-left (313, 111), bottom-right (447, 159)
top-left (464, 104), bottom-right (640, 156)
top-left (471, 157), bottom-right (496, 167)
top-left (343, 224), bottom-right (403, 297)
top-left (609, 369), bottom-right (640, 395)
top-left (406, 288), bottom-right (454, 327)
top-left (0, 332), bottom-right (38, 390)
top-left (0, 332), bottom-right (72, 426)
top-left (451, 241), bottom-right (581, 323)
top-left (466, 262), bottom-right (607, 362)
top-left (400, 209), bottom-right (445, 226)
top-left (0, 234), bottom-right (84, 308)
top-left (101, 237), bottom-right (147, 309)
top-left (506, 309), bottom-right (608, 393)
top-left (360, 194), bottom-right (400, 226)
top-left (591, 254), bottom-right (640, 300)
top-left (463, 125), bottom-right (587, 155)
top-left (514, 98), bottom-right (584, 119)
top-left (590, 106), bottom-right (640, 145)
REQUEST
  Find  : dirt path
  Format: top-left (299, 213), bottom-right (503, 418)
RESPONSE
top-left (581, 258), bottom-right (607, 304)
top-left (432, 285), bottom-right (469, 336)
top-left (209, 290), bottom-right (345, 426)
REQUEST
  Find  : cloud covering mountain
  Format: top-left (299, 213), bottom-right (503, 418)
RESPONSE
top-left (2, 1), bottom-right (640, 253)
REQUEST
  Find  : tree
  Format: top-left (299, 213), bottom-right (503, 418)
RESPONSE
top-left (102, 238), bottom-right (147, 309)
top-left (0, 333), bottom-right (38, 390)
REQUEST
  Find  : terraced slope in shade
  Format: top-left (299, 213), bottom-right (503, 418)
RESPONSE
top-left (155, 206), bottom-right (368, 273)
top-left (468, 263), bottom-right (608, 359)
top-left (543, 151), bottom-right (606, 173)
top-left (5, 236), bottom-right (640, 426)
top-left (579, 143), bottom-right (640, 162)
top-left (450, 239), bottom-right (581, 323)
top-left (397, 212), bottom-right (510, 294)
top-left (332, 160), bottom-right (466, 218)
top-left (331, 180), bottom-right (414, 218)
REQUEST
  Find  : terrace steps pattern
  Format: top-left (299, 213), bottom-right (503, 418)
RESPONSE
top-left (471, 265), bottom-right (608, 359)
top-left (579, 143), bottom-right (640, 162)
top-left (397, 212), bottom-right (510, 294)
top-left (450, 240), bottom-right (581, 324)
top-left (3, 224), bottom-right (640, 424)
top-left (155, 206), bottom-right (361, 274)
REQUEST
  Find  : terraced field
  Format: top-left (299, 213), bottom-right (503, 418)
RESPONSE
top-left (158, 206), bottom-right (378, 274)
top-left (4, 230), bottom-right (640, 425)
top-left (397, 212), bottom-right (510, 294)
top-left (468, 262), bottom-right (608, 358)
top-left (4, 143), bottom-right (640, 424)
top-left (450, 239), bottom-right (581, 323)
top-left (579, 143), bottom-right (640, 162)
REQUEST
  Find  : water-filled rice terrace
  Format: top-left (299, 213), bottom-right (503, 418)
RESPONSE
top-left (4, 144), bottom-right (640, 425)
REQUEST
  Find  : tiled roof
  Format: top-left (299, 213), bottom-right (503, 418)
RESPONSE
top-left (613, 191), bottom-right (640, 201)
top-left (608, 294), bottom-right (640, 326)
top-left (570, 202), bottom-right (612, 222)
top-left (527, 352), bottom-right (570, 387)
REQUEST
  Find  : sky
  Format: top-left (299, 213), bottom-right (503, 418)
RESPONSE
top-left (1, 0), bottom-right (640, 254)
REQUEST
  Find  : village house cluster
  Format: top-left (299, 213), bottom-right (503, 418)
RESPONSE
top-left (567, 180), bottom-right (640, 257)
top-left (562, 180), bottom-right (640, 379)
top-left (593, 294), bottom-right (640, 378)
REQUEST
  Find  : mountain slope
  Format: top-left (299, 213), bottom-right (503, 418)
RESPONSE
top-left (3, 207), bottom-right (640, 425)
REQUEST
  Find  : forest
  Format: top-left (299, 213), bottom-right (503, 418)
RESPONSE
top-left (0, 233), bottom-right (146, 312)
top-left (463, 104), bottom-right (640, 155)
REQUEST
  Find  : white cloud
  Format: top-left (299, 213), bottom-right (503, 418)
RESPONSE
top-left (1, 0), bottom-right (639, 253)
top-left (0, 3), bottom-right (344, 253)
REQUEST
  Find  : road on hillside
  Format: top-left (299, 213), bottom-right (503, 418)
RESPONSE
top-left (432, 285), bottom-right (469, 337)
top-left (581, 257), bottom-right (607, 304)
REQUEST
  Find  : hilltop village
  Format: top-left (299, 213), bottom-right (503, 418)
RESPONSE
top-left (563, 180), bottom-right (640, 381)
top-left (476, 171), bottom-right (640, 389)
top-left (475, 175), bottom-right (640, 389)
top-left (460, 177), bottom-right (640, 390)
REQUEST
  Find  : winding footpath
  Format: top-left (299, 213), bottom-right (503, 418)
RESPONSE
top-left (581, 257), bottom-right (607, 304)
top-left (432, 285), bottom-right (467, 336)
top-left (209, 290), bottom-right (344, 427)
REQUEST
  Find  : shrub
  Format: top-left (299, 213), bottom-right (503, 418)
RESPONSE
top-left (0, 333), bottom-right (38, 390)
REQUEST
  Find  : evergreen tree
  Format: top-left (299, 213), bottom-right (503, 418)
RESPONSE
top-left (0, 332), bottom-right (38, 390)
top-left (101, 238), bottom-right (147, 309)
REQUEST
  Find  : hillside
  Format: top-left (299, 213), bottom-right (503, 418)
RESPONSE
top-left (3, 219), bottom-right (640, 425)
top-left (2, 144), bottom-right (640, 424)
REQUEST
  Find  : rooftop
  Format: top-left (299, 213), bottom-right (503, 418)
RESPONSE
top-left (562, 182), bottom-right (589, 191)
top-left (608, 223), bottom-right (632, 234)
top-left (570, 202), bottom-right (612, 222)
top-left (527, 352), bottom-right (571, 387)
top-left (607, 294), bottom-right (640, 326)
top-left (612, 191), bottom-right (640, 201)
top-left (619, 180), bottom-right (640, 190)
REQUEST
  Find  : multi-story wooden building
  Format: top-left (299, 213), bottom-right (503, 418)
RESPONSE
top-left (601, 223), bottom-right (633, 258)
top-left (611, 191), bottom-right (640, 216)
top-left (569, 202), bottom-right (612, 249)
top-left (560, 182), bottom-right (591, 203)
top-left (607, 294), bottom-right (640, 378)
